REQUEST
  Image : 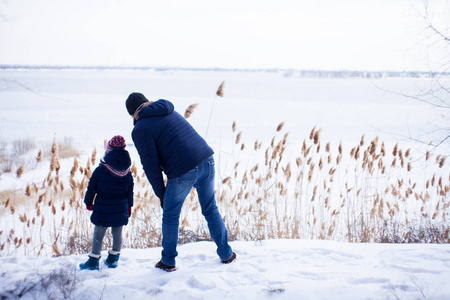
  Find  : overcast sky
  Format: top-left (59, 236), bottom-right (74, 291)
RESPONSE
top-left (0, 0), bottom-right (448, 71)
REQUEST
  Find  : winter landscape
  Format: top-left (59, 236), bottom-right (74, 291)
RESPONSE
top-left (0, 68), bottom-right (449, 299)
top-left (1, 0), bottom-right (450, 299)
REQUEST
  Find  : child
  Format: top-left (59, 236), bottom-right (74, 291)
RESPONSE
top-left (79, 135), bottom-right (134, 270)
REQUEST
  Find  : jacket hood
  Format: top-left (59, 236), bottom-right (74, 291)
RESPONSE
top-left (102, 150), bottom-right (132, 171)
top-left (138, 99), bottom-right (174, 119)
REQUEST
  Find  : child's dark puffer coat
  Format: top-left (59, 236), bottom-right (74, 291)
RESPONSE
top-left (84, 150), bottom-right (134, 227)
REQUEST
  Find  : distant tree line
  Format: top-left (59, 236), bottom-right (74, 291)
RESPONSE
top-left (0, 64), bottom-right (447, 79)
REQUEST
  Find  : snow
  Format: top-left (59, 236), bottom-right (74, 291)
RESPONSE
top-left (1, 240), bottom-right (450, 299)
top-left (0, 69), bottom-right (445, 151)
top-left (0, 69), bottom-right (449, 299)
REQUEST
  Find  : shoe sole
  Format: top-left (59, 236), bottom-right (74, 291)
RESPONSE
top-left (156, 266), bottom-right (177, 272)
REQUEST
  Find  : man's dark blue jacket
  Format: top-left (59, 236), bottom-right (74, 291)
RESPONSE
top-left (132, 99), bottom-right (214, 200)
top-left (84, 150), bottom-right (134, 227)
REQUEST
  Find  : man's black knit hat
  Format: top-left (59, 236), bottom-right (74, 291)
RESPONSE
top-left (126, 92), bottom-right (149, 115)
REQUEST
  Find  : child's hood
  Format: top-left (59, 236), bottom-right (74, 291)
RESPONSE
top-left (102, 150), bottom-right (131, 171)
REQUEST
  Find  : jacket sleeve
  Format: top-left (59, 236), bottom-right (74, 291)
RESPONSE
top-left (132, 127), bottom-right (165, 199)
top-left (128, 173), bottom-right (134, 208)
top-left (84, 169), bottom-right (98, 206)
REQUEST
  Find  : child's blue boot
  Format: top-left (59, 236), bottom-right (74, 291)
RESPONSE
top-left (104, 251), bottom-right (120, 268)
top-left (79, 255), bottom-right (100, 270)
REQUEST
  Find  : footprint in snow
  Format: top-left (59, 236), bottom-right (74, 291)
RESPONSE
top-left (187, 276), bottom-right (216, 290)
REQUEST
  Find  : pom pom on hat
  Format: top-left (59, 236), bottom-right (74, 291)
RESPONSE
top-left (106, 135), bottom-right (126, 153)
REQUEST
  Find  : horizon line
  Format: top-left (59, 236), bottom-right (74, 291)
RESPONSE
top-left (0, 64), bottom-right (447, 78)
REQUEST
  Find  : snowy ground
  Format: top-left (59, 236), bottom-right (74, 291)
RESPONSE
top-left (1, 239), bottom-right (450, 299)
top-left (1, 69), bottom-right (449, 299)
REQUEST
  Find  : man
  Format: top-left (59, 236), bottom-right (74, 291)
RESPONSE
top-left (126, 92), bottom-right (236, 271)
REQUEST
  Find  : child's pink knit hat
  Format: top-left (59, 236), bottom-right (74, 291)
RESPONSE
top-left (106, 135), bottom-right (126, 153)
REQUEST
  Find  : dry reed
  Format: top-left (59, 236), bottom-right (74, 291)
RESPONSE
top-left (16, 163), bottom-right (25, 178)
top-left (216, 80), bottom-right (225, 97)
top-left (184, 103), bottom-right (199, 119)
top-left (0, 124), bottom-right (448, 258)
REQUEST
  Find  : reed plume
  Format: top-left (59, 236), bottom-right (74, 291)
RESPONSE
top-left (16, 163), bottom-right (25, 178)
top-left (184, 103), bottom-right (199, 119)
top-left (235, 132), bottom-right (242, 144)
top-left (439, 157), bottom-right (445, 168)
top-left (50, 138), bottom-right (60, 172)
top-left (216, 80), bottom-right (225, 97)
top-left (206, 80), bottom-right (226, 139)
top-left (36, 150), bottom-right (42, 162)
top-left (70, 158), bottom-right (78, 177)
top-left (25, 184), bottom-right (31, 197)
top-left (276, 122), bottom-right (285, 132)
top-left (91, 148), bottom-right (97, 165)
top-left (310, 126), bottom-right (316, 140)
top-left (313, 129), bottom-right (322, 145)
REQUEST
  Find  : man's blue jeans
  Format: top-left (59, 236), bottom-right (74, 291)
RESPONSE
top-left (161, 156), bottom-right (232, 266)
